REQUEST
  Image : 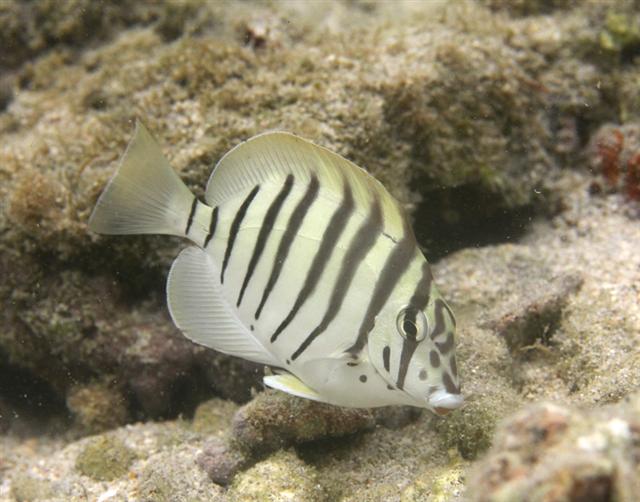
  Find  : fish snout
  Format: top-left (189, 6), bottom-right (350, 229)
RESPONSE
top-left (428, 388), bottom-right (464, 415)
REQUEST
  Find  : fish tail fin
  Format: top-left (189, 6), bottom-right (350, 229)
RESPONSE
top-left (89, 121), bottom-right (197, 237)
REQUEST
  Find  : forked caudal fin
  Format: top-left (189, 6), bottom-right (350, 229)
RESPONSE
top-left (88, 121), bottom-right (196, 236)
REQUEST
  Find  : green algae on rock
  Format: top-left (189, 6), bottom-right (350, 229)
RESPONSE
top-left (66, 381), bottom-right (129, 434)
top-left (228, 449), bottom-right (325, 502)
top-left (197, 436), bottom-right (253, 487)
top-left (431, 390), bottom-right (518, 460)
top-left (191, 397), bottom-right (239, 435)
top-left (9, 475), bottom-right (55, 502)
top-left (75, 435), bottom-right (136, 481)
top-left (137, 445), bottom-right (226, 502)
top-left (232, 391), bottom-right (375, 455)
top-left (196, 391), bottom-right (376, 486)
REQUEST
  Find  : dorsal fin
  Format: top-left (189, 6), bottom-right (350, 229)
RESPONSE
top-left (204, 132), bottom-right (407, 240)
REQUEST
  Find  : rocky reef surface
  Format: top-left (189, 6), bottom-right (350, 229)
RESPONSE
top-left (1, 0), bottom-right (640, 500)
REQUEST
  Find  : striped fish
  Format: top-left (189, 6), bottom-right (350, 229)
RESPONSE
top-left (89, 122), bottom-right (462, 415)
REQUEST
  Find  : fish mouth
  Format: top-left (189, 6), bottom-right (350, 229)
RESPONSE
top-left (428, 389), bottom-right (464, 415)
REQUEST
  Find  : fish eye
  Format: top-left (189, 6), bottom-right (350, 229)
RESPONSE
top-left (396, 307), bottom-right (428, 342)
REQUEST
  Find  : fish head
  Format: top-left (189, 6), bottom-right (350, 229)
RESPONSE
top-left (368, 294), bottom-right (462, 414)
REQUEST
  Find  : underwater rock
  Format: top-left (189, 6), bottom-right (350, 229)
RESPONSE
top-left (191, 397), bottom-right (239, 435)
top-left (468, 396), bottom-right (640, 502)
top-left (196, 436), bottom-right (252, 486)
top-left (227, 449), bottom-right (325, 502)
top-left (486, 272), bottom-right (583, 354)
top-left (138, 444), bottom-right (225, 502)
top-left (372, 406), bottom-right (422, 430)
top-left (232, 390), bottom-right (376, 455)
top-left (479, 0), bottom-right (575, 17)
top-left (66, 381), bottom-right (129, 434)
top-left (431, 388), bottom-right (520, 461)
top-left (0, 397), bottom-right (9, 433)
top-left (74, 434), bottom-right (136, 481)
top-left (195, 391), bottom-right (375, 485)
top-left (589, 122), bottom-right (640, 202)
top-left (9, 475), bottom-right (55, 502)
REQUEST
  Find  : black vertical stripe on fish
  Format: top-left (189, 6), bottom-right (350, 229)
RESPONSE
top-left (346, 220), bottom-right (417, 356)
top-left (237, 175), bottom-right (294, 307)
top-left (430, 299), bottom-right (447, 340)
top-left (220, 185), bottom-right (260, 284)
top-left (403, 261), bottom-right (433, 330)
top-left (271, 182), bottom-right (354, 343)
top-left (255, 175), bottom-right (320, 320)
top-left (395, 262), bottom-right (434, 389)
top-left (185, 196), bottom-right (198, 235)
top-left (382, 346), bottom-right (391, 372)
top-left (291, 197), bottom-right (383, 360)
top-left (396, 329), bottom-right (418, 390)
top-left (203, 206), bottom-right (219, 248)
top-left (443, 371), bottom-right (460, 394)
top-left (450, 355), bottom-right (458, 378)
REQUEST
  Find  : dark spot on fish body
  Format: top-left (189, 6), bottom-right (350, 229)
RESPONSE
top-left (419, 368), bottom-right (427, 381)
top-left (429, 350), bottom-right (440, 368)
top-left (250, 325), bottom-right (254, 331)
top-left (359, 375), bottom-right (367, 383)
top-left (382, 346), bottom-right (390, 372)
top-left (347, 361), bottom-right (358, 367)
top-left (286, 359), bottom-right (291, 365)
top-left (387, 384), bottom-right (394, 391)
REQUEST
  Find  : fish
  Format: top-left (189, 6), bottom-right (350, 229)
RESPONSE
top-left (89, 121), bottom-right (463, 415)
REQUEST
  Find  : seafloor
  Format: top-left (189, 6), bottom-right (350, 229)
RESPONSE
top-left (1, 0), bottom-right (640, 501)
